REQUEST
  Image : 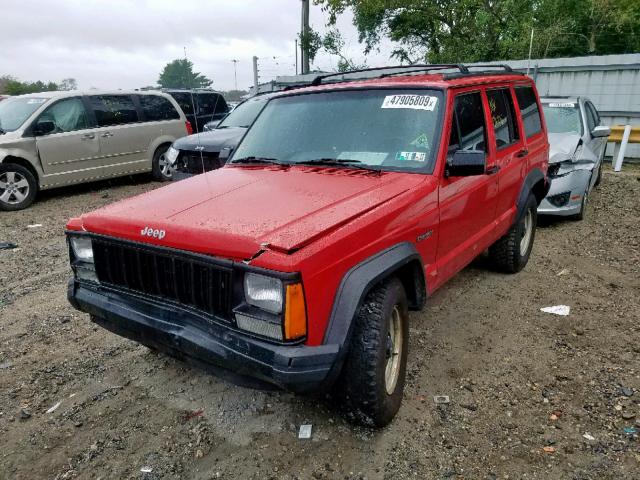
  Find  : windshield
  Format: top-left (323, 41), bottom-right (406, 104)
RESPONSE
top-left (217, 97), bottom-right (268, 128)
top-left (542, 103), bottom-right (583, 135)
top-left (231, 89), bottom-right (443, 172)
top-left (0, 97), bottom-right (49, 132)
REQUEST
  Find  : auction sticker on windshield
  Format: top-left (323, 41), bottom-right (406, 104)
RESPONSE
top-left (382, 95), bottom-right (437, 111)
top-left (548, 102), bottom-right (576, 108)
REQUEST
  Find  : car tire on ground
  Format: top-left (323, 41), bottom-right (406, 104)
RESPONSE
top-left (488, 193), bottom-right (537, 273)
top-left (594, 160), bottom-right (603, 187)
top-left (334, 277), bottom-right (409, 428)
top-left (572, 190), bottom-right (588, 221)
top-left (151, 145), bottom-right (173, 182)
top-left (0, 163), bottom-right (38, 211)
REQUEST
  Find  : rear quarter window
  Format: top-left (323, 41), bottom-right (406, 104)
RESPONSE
top-left (515, 86), bottom-right (543, 138)
top-left (140, 95), bottom-right (180, 121)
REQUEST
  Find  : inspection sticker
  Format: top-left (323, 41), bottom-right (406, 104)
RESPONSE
top-left (382, 95), bottom-right (437, 111)
top-left (396, 151), bottom-right (426, 162)
top-left (548, 102), bottom-right (575, 108)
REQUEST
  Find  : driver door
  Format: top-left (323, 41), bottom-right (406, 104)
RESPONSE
top-left (35, 96), bottom-right (100, 176)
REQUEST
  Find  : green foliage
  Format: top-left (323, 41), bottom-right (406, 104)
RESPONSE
top-left (316, 0), bottom-right (640, 63)
top-left (158, 59), bottom-right (213, 89)
top-left (0, 75), bottom-right (61, 95)
top-left (300, 28), bottom-right (324, 63)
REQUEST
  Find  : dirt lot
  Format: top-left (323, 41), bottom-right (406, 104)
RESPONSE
top-left (1, 166), bottom-right (639, 480)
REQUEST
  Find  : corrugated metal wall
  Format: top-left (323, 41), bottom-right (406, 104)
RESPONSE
top-left (474, 54), bottom-right (640, 158)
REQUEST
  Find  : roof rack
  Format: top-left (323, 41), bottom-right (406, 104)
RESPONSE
top-left (309, 63), bottom-right (523, 86)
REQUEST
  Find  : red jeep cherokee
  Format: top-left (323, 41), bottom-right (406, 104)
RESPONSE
top-left (66, 65), bottom-right (549, 427)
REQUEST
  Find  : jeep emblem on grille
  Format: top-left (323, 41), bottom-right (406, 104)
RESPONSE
top-left (141, 226), bottom-right (166, 240)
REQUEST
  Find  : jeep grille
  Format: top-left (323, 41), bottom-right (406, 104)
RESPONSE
top-left (92, 238), bottom-right (232, 319)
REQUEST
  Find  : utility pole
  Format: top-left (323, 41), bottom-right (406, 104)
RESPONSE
top-left (231, 59), bottom-right (239, 90)
top-left (295, 39), bottom-right (298, 75)
top-left (252, 56), bottom-right (259, 95)
top-left (301, 0), bottom-right (310, 74)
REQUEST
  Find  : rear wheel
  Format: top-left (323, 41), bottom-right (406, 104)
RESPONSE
top-left (334, 277), bottom-right (409, 427)
top-left (151, 145), bottom-right (173, 182)
top-left (0, 163), bottom-right (38, 211)
top-left (488, 194), bottom-right (537, 273)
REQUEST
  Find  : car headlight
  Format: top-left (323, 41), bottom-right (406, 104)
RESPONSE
top-left (166, 146), bottom-right (180, 165)
top-left (70, 236), bottom-right (94, 263)
top-left (69, 236), bottom-right (99, 283)
top-left (244, 273), bottom-right (283, 314)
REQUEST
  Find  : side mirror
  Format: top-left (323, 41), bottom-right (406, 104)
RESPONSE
top-left (33, 120), bottom-right (56, 136)
top-left (445, 150), bottom-right (486, 177)
top-left (591, 125), bottom-right (610, 138)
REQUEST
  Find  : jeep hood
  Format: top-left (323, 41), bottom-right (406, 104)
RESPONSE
top-left (548, 133), bottom-right (581, 164)
top-left (173, 127), bottom-right (246, 153)
top-left (75, 166), bottom-right (425, 260)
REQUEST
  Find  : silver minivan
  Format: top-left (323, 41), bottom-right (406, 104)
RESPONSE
top-left (0, 90), bottom-right (190, 210)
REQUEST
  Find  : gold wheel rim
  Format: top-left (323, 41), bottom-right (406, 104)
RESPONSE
top-left (384, 305), bottom-right (403, 395)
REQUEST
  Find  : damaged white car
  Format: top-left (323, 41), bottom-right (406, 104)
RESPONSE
top-left (538, 97), bottom-right (610, 220)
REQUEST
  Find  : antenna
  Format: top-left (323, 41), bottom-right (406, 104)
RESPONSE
top-left (183, 47), bottom-right (212, 192)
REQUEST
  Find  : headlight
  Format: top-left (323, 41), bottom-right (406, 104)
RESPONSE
top-left (70, 236), bottom-right (94, 262)
top-left (244, 273), bottom-right (283, 314)
top-left (166, 146), bottom-right (180, 165)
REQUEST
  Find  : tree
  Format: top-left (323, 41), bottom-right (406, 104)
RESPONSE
top-left (59, 78), bottom-right (78, 91)
top-left (316, 0), bottom-right (640, 63)
top-left (158, 59), bottom-right (213, 89)
top-left (220, 89), bottom-right (249, 102)
top-left (1, 78), bottom-right (59, 95)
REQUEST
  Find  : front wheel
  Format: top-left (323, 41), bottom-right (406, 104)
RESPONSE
top-left (0, 163), bottom-right (38, 211)
top-left (488, 194), bottom-right (537, 273)
top-left (334, 277), bottom-right (409, 427)
top-left (151, 145), bottom-right (173, 182)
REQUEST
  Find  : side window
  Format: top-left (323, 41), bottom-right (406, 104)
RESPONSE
top-left (38, 97), bottom-right (89, 133)
top-left (586, 102), bottom-right (600, 130)
top-left (89, 95), bottom-right (139, 127)
top-left (487, 89), bottom-right (520, 149)
top-left (449, 92), bottom-right (487, 153)
top-left (139, 95), bottom-right (180, 121)
top-left (213, 94), bottom-right (229, 114)
top-left (514, 86), bottom-right (542, 138)
top-left (172, 93), bottom-right (194, 115)
top-left (196, 94), bottom-right (216, 116)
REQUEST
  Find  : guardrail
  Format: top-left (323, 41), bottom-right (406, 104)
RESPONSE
top-left (609, 125), bottom-right (640, 171)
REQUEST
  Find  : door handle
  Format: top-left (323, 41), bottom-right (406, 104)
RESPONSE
top-left (81, 133), bottom-right (95, 140)
top-left (516, 149), bottom-right (529, 158)
top-left (486, 165), bottom-right (500, 175)
top-left (101, 132), bottom-right (114, 138)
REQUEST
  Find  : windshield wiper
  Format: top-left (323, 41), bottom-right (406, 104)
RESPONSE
top-left (231, 156), bottom-right (284, 166)
top-left (297, 158), bottom-right (382, 173)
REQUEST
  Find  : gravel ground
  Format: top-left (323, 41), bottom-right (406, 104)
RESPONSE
top-left (1, 166), bottom-right (639, 480)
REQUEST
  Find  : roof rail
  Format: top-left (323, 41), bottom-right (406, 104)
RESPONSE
top-left (310, 64), bottom-right (469, 86)
top-left (466, 64), bottom-right (513, 72)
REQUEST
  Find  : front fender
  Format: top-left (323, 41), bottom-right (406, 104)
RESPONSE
top-left (321, 242), bottom-right (425, 386)
top-left (516, 168), bottom-right (549, 218)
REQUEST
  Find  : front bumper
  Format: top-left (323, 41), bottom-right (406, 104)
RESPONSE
top-left (68, 280), bottom-right (338, 392)
top-left (538, 168), bottom-right (592, 216)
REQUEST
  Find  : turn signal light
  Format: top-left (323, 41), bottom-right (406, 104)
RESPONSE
top-left (284, 283), bottom-right (307, 341)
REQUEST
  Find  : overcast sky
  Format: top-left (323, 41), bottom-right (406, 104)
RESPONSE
top-left (0, 0), bottom-right (396, 91)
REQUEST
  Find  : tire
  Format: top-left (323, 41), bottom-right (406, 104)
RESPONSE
top-left (594, 160), bottom-right (603, 187)
top-left (334, 277), bottom-right (409, 427)
top-left (572, 190), bottom-right (588, 221)
top-left (151, 145), bottom-right (173, 182)
top-left (488, 193), bottom-right (537, 273)
top-left (0, 163), bottom-right (38, 211)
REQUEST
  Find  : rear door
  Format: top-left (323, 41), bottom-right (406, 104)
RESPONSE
top-left (486, 87), bottom-right (527, 228)
top-left (34, 96), bottom-right (100, 176)
top-left (436, 89), bottom-right (498, 283)
top-left (514, 84), bottom-right (547, 184)
top-left (87, 94), bottom-right (149, 172)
